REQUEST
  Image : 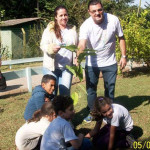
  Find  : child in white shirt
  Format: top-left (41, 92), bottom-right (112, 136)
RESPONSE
top-left (85, 96), bottom-right (134, 150)
top-left (15, 102), bottom-right (56, 150)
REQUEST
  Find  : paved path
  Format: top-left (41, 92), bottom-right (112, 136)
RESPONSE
top-left (0, 74), bottom-right (43, 97)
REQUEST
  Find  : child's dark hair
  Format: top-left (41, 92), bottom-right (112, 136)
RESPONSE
top-left (41, 74), bottom-right (56, 84)
top-left (88, 0), bottom-right (103, 9)
top-left (52, 95), bottom-right (73, 115)
top-left (28, 102), bottom-right (54, 123)
top-left (91, 96), bottom-right (112, 121)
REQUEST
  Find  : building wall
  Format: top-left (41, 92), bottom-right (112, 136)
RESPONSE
top-left (0, 20), bottom-right (42, 59)
top-left (11, 28), bottom-right (24, 59)
top-left (0, 30), bottom-right (12, 59)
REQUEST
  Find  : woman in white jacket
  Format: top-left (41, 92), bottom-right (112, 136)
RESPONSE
top-left (40, 5), bottom-right (78, 96)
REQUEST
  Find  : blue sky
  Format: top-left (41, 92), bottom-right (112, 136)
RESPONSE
top-left (132, 0), bottom-right (148, 8)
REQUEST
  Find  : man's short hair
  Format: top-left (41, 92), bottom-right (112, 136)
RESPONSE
top-left (41, 74), bottom-right (56, 84)
top-left (88, 0), bottom-right (103, 9)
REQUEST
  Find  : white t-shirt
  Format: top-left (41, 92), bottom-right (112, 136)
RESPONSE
top-left (15, 117), bottom-right (50, 150)
top-left (55, 28), bottom-right (74, 69)
top-left (40, 116), bottom-right (78, 150)
top-left (79, 13), bottom-right (124, 67)
top-left (103, 104), bottom-right (133, 131)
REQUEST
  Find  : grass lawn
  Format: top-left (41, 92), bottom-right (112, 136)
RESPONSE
top-left (0, 68), bottom-right (150, 149)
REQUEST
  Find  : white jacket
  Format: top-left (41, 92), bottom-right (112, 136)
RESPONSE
top-left (40, 21), bottom-right (78, 71)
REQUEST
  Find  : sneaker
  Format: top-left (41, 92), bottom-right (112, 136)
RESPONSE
top-left (126, 134), bottom-right (136, 148)
top-left (83, 114), bottom-right (93, 123)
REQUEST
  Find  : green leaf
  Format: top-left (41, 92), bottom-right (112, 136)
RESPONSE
top-left (78, 52), bottom-right (96, 63)
top-left (66, 65), bottom-right (83, 81)
top-left (76, 65), bottom-right (83, 81)
top-left (61, 45), bottom-right (77, 52)
top-left (84, 48), bottom-right (97, 52)
top-left (66, 65), bottom-right (77, 76)
top-left (71, 92), bottom-right (78, 105)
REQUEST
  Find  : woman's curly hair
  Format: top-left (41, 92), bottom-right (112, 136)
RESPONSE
top-left (90, 96), bottom-right (112, 121)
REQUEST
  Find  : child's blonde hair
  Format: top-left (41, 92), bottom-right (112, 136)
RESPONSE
top-left (91, 96), bottom-right (112, 121)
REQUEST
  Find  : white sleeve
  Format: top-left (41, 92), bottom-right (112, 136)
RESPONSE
top-left (110, 112), bottom-right (120, 127)
top-left (40, 29), bottom-right (55, 55)
top-left (63, 123), bottom-right (78, 142)
top-left (79, 22), bottom-right (89, 40)
top-left (115, 17), bottom-right (124, 37)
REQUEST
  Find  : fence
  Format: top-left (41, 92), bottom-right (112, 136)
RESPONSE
top-left (2, 57), bottom-right (43, 92)
top-left (2, 57), bottom-right (137, 93)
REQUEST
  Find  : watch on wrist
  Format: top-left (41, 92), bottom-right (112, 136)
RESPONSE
top-left (122, 55), bottom-right (126, 58)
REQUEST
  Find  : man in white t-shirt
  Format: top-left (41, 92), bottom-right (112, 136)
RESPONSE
top-left (77, 0), bottom-right (127, 122)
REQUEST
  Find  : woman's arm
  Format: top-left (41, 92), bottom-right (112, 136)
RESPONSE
top-left (108, 125), bottom-right (116, 150)
top-left (40, 29), bottom-right (60, 55)
top-left (85, 120), bottom-right (102, 138)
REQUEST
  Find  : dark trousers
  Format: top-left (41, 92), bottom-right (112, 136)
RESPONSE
top-left (85, 63), bottom-right (117, 110)
top-left (93, 124), bottom-right (130, 150)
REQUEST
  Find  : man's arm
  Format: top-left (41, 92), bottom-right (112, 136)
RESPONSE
top-left (77, 39), bottom-right (87, 57)
top-left (119, 36), bottom-right (127, 69)
top-left (75, 39), bottom-right (87, 65)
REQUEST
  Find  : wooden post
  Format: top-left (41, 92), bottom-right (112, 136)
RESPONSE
top-left (21, 28), bottom-right (26, 58)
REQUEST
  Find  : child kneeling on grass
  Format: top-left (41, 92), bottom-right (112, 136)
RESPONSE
top-left (24, 74), bottom-right (56, 121)
top-left (40, 95), bottom-right (92, 150)
top-left (15, 102), bottom-right (56, 150)
top-left (85, 96), bottom-right (134, 150)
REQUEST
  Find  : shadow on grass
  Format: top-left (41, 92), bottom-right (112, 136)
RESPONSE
top-left (132, 125), bottom-right (143, 139)
top-left (73, 107), bottom-right (89, 127)
top-left (115, 95), bottom-right (150, 139)
top-left (114, 95), bottom-right (150, 111)
top-left (0, 84), bottom-right (23, 92)
top-left (122, 67), bottom-right (150, 78)
top-left (0, 91), bottom-right (28, 99)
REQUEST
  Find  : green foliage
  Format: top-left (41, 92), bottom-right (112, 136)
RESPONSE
top-left (116, 9), bottom-right (150, 66)
top-left (61, 45), bottom-right (77, 52)
top-left (24, 23), bottom-right (44, 58)
top-left (0, 9), bottom-right (5, 21)
top-left (66, 65), bottom-right (83, 81)
top-left (0, 46), bottom-right (11, 60)
top-left (63, 45), bottom-right (96, 81)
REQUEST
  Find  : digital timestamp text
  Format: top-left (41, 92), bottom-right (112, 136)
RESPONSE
top-left (133, 141), bottom-right (150, 149)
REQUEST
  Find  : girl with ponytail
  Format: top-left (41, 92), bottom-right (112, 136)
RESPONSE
top-left (40, 5), bottom-right (78, 96)
top-left (15, 102), bottom-right (56, 150)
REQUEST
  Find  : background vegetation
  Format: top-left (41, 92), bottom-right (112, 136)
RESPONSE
top-left (1, 0), bottom-right (150, 65)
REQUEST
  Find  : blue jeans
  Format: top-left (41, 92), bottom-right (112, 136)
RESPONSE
top-left (43, 67), bottom-right (72, 96)
top-left (85, 63), bottom-right (117, 110)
